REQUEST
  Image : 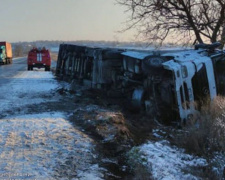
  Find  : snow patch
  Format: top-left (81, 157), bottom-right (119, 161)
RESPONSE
top-left (130, 140), bottom-right (207, 180)
top-left (0, 71), bottom-right (59, 112)
top-left (0, 112), bottom-right (103, 179)
top-left (210, 152), bottom-right (225, 178)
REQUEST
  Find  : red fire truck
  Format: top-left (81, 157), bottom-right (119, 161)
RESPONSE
top-left (27, 47), bottom-right (51, 71)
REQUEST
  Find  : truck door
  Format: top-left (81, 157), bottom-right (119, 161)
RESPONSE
top-left (192, 60), bottom-right (217, 109)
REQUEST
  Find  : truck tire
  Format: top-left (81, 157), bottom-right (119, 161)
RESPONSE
top-left (45, 66), bottom-right (50, 71)
top-left (28, 66), bottom-right (33, 71)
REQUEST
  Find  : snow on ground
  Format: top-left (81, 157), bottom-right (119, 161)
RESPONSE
top-left (13, 71), bottom-right (58, 90)
top-left (13, 57), bottom-right (26, 60)
top-left (0, 112), bottom-right (103, 179)
top-left (0, 71), bottom-right (58, 112)
top-left (129, 140), bottom-right (207, 180)
top-left (0, 71), bottom-right (104, 179)
top-left (210, 152), bottom-right (225, 178)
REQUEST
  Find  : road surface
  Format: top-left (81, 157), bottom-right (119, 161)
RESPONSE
top-left (0, 58), bottom-right (57, 85)
top-left (0, 58), bottom-right (103, 180)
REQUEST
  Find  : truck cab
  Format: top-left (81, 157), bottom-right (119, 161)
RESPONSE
top-left (122, 45), bottom-right (225, 124)
top-left (162, 50), bottom-right (218, 123)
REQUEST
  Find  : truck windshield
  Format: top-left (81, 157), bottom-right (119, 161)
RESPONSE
top-left (191, 64), bottom-right (210, 109)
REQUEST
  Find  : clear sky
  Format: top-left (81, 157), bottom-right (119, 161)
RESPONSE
top-left (0, 0), bottom-right (135, 42)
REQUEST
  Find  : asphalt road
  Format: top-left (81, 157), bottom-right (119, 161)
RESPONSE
top-left (0, 57), bottom-right (57, 82)
top-left (0, 58), bottom-right (27, 79)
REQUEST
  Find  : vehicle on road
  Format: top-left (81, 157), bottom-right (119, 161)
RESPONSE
top-left (0, 42), bottom-right (12, 64)
top-left (27, 47), bottom-right (51, 71)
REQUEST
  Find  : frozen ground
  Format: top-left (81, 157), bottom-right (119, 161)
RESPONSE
top-left (0, 70), bottom-right (104, 179)
top-left (128, 127), bottom-right (225, 180)
top-left (134, 140), bottom-right (207, 179)
top-left (0, 71), bottom-right (58, 114)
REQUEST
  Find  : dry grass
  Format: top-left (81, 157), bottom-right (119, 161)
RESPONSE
top-left (127, 147), bottom-right (153, 180)
top-left (183, 96), bottom-right (225, 155)
top-left (170, 96), bottom-right (225, 179)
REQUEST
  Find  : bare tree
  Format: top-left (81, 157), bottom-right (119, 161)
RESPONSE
top-left (117, 0), bottom-right (225, 46)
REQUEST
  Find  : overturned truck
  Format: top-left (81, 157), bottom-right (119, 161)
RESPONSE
top-left (56, 43), bottom-right (225, 124)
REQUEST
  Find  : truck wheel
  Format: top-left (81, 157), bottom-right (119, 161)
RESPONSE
top-left (45, 66), bottom-right (50, 71)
